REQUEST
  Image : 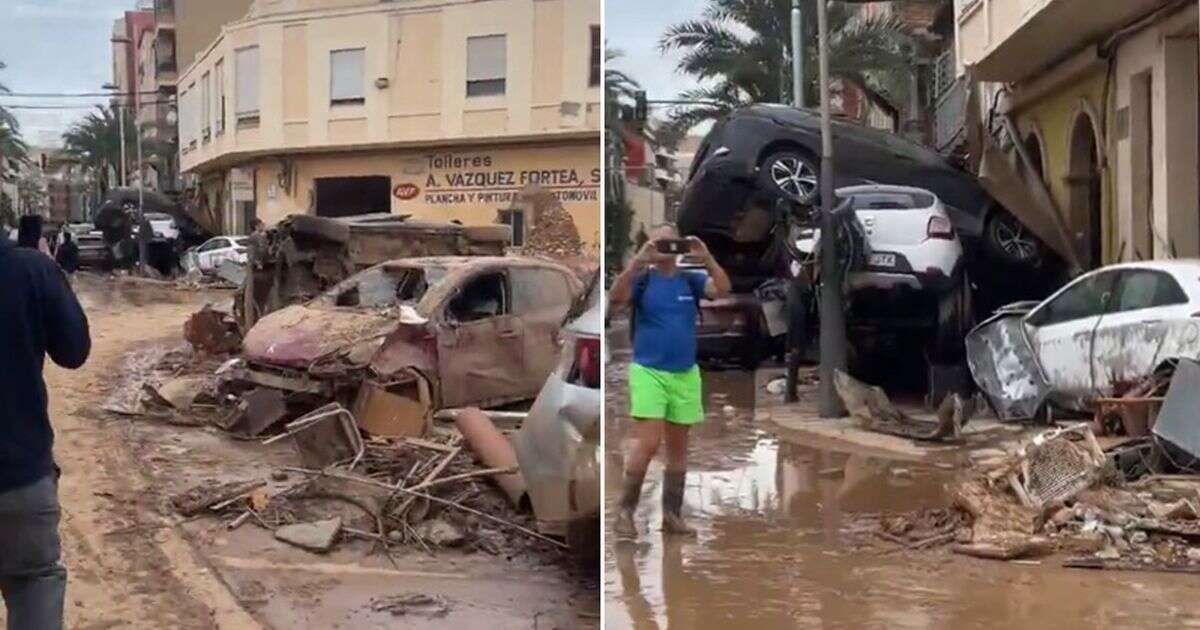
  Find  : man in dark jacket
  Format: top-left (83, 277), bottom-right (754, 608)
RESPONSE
top-left (0, 235), bottom-right (90, 629)
top-left (55, 233), bottom-right (80, 275)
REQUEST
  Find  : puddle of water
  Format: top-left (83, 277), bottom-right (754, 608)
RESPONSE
top-left (605, 344), bottom-right (1200, 630)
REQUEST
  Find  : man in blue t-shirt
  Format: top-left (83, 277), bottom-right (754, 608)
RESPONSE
top-left (610, 223), bottom-right (731, 537)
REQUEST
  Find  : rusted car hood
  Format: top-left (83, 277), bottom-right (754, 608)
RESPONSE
top-left (242, 304), bottom-right (397, 368)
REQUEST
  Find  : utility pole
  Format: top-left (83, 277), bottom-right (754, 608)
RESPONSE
top-left (135, 112), bottom-right (148, 274)
top-left (817, 0), bottom-right (847, 417)
top-left (118, 103), bottom-right (128, 187)
top-left (792, 0), bottom-right (804, 107)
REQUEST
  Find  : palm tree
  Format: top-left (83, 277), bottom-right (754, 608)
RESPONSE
top-left (658, 0), bottom-right (914, 134)
top-left (61, 105), bottom-right (136, 197)
top-left (0, 60), bottom-right (26, 167)
top-left (605, 48), bottom-right (640, 279)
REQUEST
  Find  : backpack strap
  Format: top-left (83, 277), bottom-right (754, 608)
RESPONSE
top-left (628, 271), bottom-right (650, 343)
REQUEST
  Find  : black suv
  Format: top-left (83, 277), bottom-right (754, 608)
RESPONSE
top-left (678, 104), bottom-right (1044, 280)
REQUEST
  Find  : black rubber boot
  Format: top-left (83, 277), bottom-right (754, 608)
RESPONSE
top-left (614, 469), bottom-right (646, 538)
top-left (661, 470), bottom-right (696, 536)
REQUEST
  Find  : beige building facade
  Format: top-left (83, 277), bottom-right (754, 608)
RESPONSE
top-left (958, 0), bottom-right (1199, 268)
top-left (177, 0), bottom-right (602, 248)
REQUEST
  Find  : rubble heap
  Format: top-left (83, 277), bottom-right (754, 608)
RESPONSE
top-left (521, 189), bottom-right (582, 259)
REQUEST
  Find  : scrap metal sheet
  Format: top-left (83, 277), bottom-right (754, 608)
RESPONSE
top-left (966, 315), bottom-right (1049, 421)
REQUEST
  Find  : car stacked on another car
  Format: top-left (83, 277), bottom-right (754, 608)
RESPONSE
top-left (679, 104), bottom-right (1047, 280)
top-left (796, 185), bottom-right (973, 362)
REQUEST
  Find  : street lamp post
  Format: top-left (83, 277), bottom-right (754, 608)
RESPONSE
top-left (816, 0), bottom-right (847, 417)
top-left (792, 0), bottom-right (804, 108)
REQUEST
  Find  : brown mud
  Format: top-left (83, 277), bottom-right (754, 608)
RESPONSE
top-left (604, 329), bottom-right (1200, 630)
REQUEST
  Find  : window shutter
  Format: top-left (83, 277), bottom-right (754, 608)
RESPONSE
top-left (467, 35), bottom-right (506, 81)
top-left (330, 48), bottom-right (365, 103)
top-left (235, 46), bottom-right (259, 116)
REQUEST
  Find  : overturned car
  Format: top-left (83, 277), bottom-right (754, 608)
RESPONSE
top-left (235, 256), bottom-right (584, 414)
top-left (967, 261), bottom-right (1200, 420)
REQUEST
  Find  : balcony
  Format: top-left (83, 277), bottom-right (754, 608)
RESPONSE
top-left (155, 31), bottom-right (177, 84)
top-left (958, 0), bottom-right (1167, 82)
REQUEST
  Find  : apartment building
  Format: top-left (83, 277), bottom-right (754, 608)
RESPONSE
top-left (176, 0), bottom-right (602, 247)
top-left (958, 0), bottom-right (1199, 268)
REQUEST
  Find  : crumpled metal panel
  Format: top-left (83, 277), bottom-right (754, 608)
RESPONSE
top-left (966, 314), bottom-right (1049, 421)
top-left (1152, 358), bottom-right (1200, 461)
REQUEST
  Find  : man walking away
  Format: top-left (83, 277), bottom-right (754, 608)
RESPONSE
top-left (0, 232), bottom-right (91, 629)
top-left (609, 224), bottom-right (731, 537)
top-left (55, 233), bottom-right (79, 275)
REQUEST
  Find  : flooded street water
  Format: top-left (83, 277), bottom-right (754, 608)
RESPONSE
top-left (604, 330), bottom-right (1200, 630)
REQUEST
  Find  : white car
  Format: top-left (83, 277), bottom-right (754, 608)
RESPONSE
top-left (512, 274), bottom-right (600, 561)
top-left (968, 260), bottom-right (1200, 421)
top-left (184, 236), bottom-right (250, 274)
top-left (798, 184), bottom-right (971, 360)
top-left (139, 212), bottom-right (180, 241)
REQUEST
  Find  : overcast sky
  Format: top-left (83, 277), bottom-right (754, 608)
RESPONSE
top-left (605, 0), bottom-right (705, 123)
top-left (0, 0), bottom-right (131, 148)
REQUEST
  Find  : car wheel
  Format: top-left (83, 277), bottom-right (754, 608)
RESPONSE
top-left (758, 150), bottom-right (819, 205)
top-left (985, 211), bottom-right (1043, 265)
top-left (931, 271), bottom-right (972, 362)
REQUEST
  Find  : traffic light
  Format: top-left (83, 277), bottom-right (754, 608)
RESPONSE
top-left (634, 90), bottom-right (648, 122)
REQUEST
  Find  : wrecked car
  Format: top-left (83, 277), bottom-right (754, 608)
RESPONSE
top-left (678, 103), bottom-right (1046, 282)
top-left (967, 261), bottom-right (1200, 420)
top-left (238, 256), bottom-right (584, 412)
top-left (238, 213), bottom-right (510, 328)
top-left (512, 272), bottom-right (601, 561)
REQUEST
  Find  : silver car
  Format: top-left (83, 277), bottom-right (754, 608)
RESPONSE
top-left (512, 274), bottom-right (601, 561)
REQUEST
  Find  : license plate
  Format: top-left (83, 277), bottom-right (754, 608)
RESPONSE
top-left (870, 253), bottom-right (896, 267)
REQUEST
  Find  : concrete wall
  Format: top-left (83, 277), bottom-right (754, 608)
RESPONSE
top-left (1112, 5), bottom-right (1199, 260)
top-left (1013, 70), bottom-right (1109, 262)
top-left (179, 0), bottom-right (601, 174)
top-left (176, 0), bottom-right (255, 70)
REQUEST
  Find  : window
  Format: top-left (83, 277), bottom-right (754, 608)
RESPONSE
top-left (330, 48), bottom-right (365, 106)
top-left (1114, 270), bottom-right (1188, 312)
top-left (314, 176), bottom-right (392, 218)
top-left (214, 58), bottom-right (225, 134)
top-left (235, 46), bottom-right (260, 123)
top-left (589, 25), bottom-right (601, 87)
top-left (466, 35), bottom-right (506, 97)
top-left (1027, 271), bottom-right (1118, 327)
top-left (497, 209), bottom-right (525, 246)
top-left (841, 191), bottom-right (935, 210)
top-left (448, 273), bottom-right (508, 322)
top-left (327, 266), bottom-right (447, 309)
top-left (201, 72), bottom-right (211, 140)
top-left (199, 238), bottom-right (228, 253)
top-left (511, 268), bottom-right (572, 317)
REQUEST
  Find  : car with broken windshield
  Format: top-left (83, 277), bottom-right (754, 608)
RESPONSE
top-left (237, 256), bottom-right (584, 412)
top-left (967, 260), bottom-right (1200, 421)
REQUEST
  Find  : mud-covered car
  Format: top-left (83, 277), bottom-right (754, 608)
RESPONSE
top-left (513, 272), bottom-right (601, 562)
top-left (967, 261), bottom-right (1200, 420)
top-left (679, 104), bottom-right (1045, 278)
top-left (238, 256), bottom-right (583, 409)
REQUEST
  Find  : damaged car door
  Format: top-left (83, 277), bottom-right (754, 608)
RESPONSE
top-left (1088, 268), bottom-right (1197, 389)
top-left (510, 266), bottom-right (577, 387)
top-left (1023, 269), bottom-right (1120, 406)
top-left (437, 269), bottom-right (527, 407)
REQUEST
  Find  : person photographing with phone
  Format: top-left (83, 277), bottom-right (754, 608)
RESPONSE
top-left (610, 223), bottom-right (731, 537)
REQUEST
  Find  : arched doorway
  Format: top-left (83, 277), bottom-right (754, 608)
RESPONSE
top-left (1067, 112), bottom-right (1102, 268)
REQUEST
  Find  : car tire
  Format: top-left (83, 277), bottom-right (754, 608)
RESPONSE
top-left (758, 150), bottom-right (819, 205)
top-left (984, 211), bottom-right (1043, 266)
top-left (931, 271), bottom-right (972, 362)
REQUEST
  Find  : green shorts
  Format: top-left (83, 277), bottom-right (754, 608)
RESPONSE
top-left (629, 363), bottom-right (704, 425)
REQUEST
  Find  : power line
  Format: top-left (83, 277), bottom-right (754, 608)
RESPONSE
top-left (0, 101), bottom-right (176, 110)
top-left (0, 90), bottom-right (162, 98)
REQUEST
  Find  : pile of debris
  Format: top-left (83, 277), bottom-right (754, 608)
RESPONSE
top-left (519, 189), bottom-right (583, 259)
top-left (862, 421), bottom-right (1200, 573)
top-left (110, 343), bottom-right (560, 560)
top-left (168, 417), bottom-right (556, 559)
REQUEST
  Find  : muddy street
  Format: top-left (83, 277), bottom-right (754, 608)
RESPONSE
top-left (603, 331), bottom-right (1200, 630)
top-left (10, 274), bottom-right (595, 629)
